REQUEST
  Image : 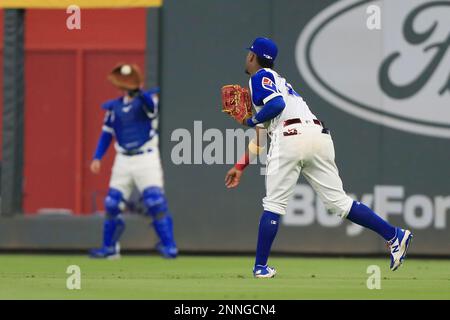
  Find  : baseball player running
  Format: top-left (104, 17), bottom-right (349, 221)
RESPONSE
top-left (89, 63), bottom-right (177, 259)
top-left (224, 37), bottom-right (413, 278)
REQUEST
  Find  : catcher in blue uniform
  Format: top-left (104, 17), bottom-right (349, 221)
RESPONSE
top-left (89, 63), bottom-right (177, 259)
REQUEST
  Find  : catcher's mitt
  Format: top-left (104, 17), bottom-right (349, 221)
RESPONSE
top-left (107, 63), bottom-right (143, 91)
top-left (221, 85), bottom-right (253, 124)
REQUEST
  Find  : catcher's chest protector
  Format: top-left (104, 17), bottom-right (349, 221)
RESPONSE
top-left (110, 99), bottom-right (154, 150)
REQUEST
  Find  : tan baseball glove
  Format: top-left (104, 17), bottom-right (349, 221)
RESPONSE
top-left (221, 85), bottom-right (253, 124)
top-left (107, 63), bottom-right (143, 91)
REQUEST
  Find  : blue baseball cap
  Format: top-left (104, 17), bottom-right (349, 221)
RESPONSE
top-left (247, 37), bottom-right (278, 61)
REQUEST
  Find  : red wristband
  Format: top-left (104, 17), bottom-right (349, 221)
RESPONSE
top-left (235, 153), bottom-right (250, 171)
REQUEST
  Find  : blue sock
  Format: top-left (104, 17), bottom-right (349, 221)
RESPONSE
top-left (347, 201), bottom-right (396, 241)
top-left (255, 210), bottom-right (280, 267)
top-left (103, 216), bottom-right (125, 249)
top-left (153, 213), bottom-right (176, 248)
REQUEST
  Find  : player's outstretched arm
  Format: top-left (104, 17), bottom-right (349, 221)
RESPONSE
top-left (225, 127), bottom-right (267, 188)
top-left (90, 130), bottom-right (113, 174)
top-left (135, 88), bottom-right (159, 118)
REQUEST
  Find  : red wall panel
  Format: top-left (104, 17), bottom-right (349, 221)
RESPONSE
top-left (23, 52), bottom-right (77, 213)
top-left (0, 10), bottom-right (4, 160)
top-left (0, 10), bottom-right (3, 44)
top-left (26, 9), bottom-right (146, 48)
top-left (0, 51), bottom-right (3, 161)
top-left (23, 9), bottom-right (146, 214)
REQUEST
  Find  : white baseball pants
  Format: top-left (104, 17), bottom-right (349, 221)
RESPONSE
top-left (109, 148), bottom-right (164, 200)
top-left (263, 124), bottom-right (353, 217)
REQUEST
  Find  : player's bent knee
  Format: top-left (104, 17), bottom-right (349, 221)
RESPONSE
top-left (104, 188), bottom-right (124, 216)
top-left (324, 196), bottom-right (353, 218)
top-left (142, 186), bottom-right (168, 217)
top-left (262, 199), bottom-right (287, 215)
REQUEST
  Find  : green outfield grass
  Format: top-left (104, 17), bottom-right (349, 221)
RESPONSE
top-left (0, 254), bottom-right (448, 299)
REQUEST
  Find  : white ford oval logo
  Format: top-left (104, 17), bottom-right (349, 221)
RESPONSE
top-left (296, 0), bottom-right (450, 138)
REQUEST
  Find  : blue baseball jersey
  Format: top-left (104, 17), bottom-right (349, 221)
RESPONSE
top-left (249, 69), bottom-right (300, 107)
top-left (101, 88), bottom-right (159, 151)
top-left (248, 68), bottom-right (313, 133)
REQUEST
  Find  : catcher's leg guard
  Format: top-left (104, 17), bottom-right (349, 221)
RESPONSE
top-left (142, 186), bottom-right (168, 217)
top-left (142, 187), bottom-right (177, 253)
top-left (102, 214), bottom-right (125, 249)
top-left (102, 188), bottom-right (126, 248)
top-left (105, 188), bottom-right (125, 216)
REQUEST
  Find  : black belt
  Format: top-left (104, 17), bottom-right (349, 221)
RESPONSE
top-left (121, 148), bottom-right (153, 156)
top-left (282, 118), bottom-right (330, 136)
top-left (283, 118), bottom-right (324, 127)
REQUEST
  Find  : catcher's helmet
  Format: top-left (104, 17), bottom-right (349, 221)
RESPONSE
top-left (107, 63), bottom-right (143, 91)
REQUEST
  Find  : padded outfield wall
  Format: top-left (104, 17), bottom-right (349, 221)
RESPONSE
top-left (158, 0), bottom-right (450, 255)
top-left (1, 0), bottom-right (449, 255)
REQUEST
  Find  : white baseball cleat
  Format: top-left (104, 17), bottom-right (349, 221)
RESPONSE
top-left (388, 228), bottom-right (413, 271)
top-left (253, 265), bottom-right (277, 278)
